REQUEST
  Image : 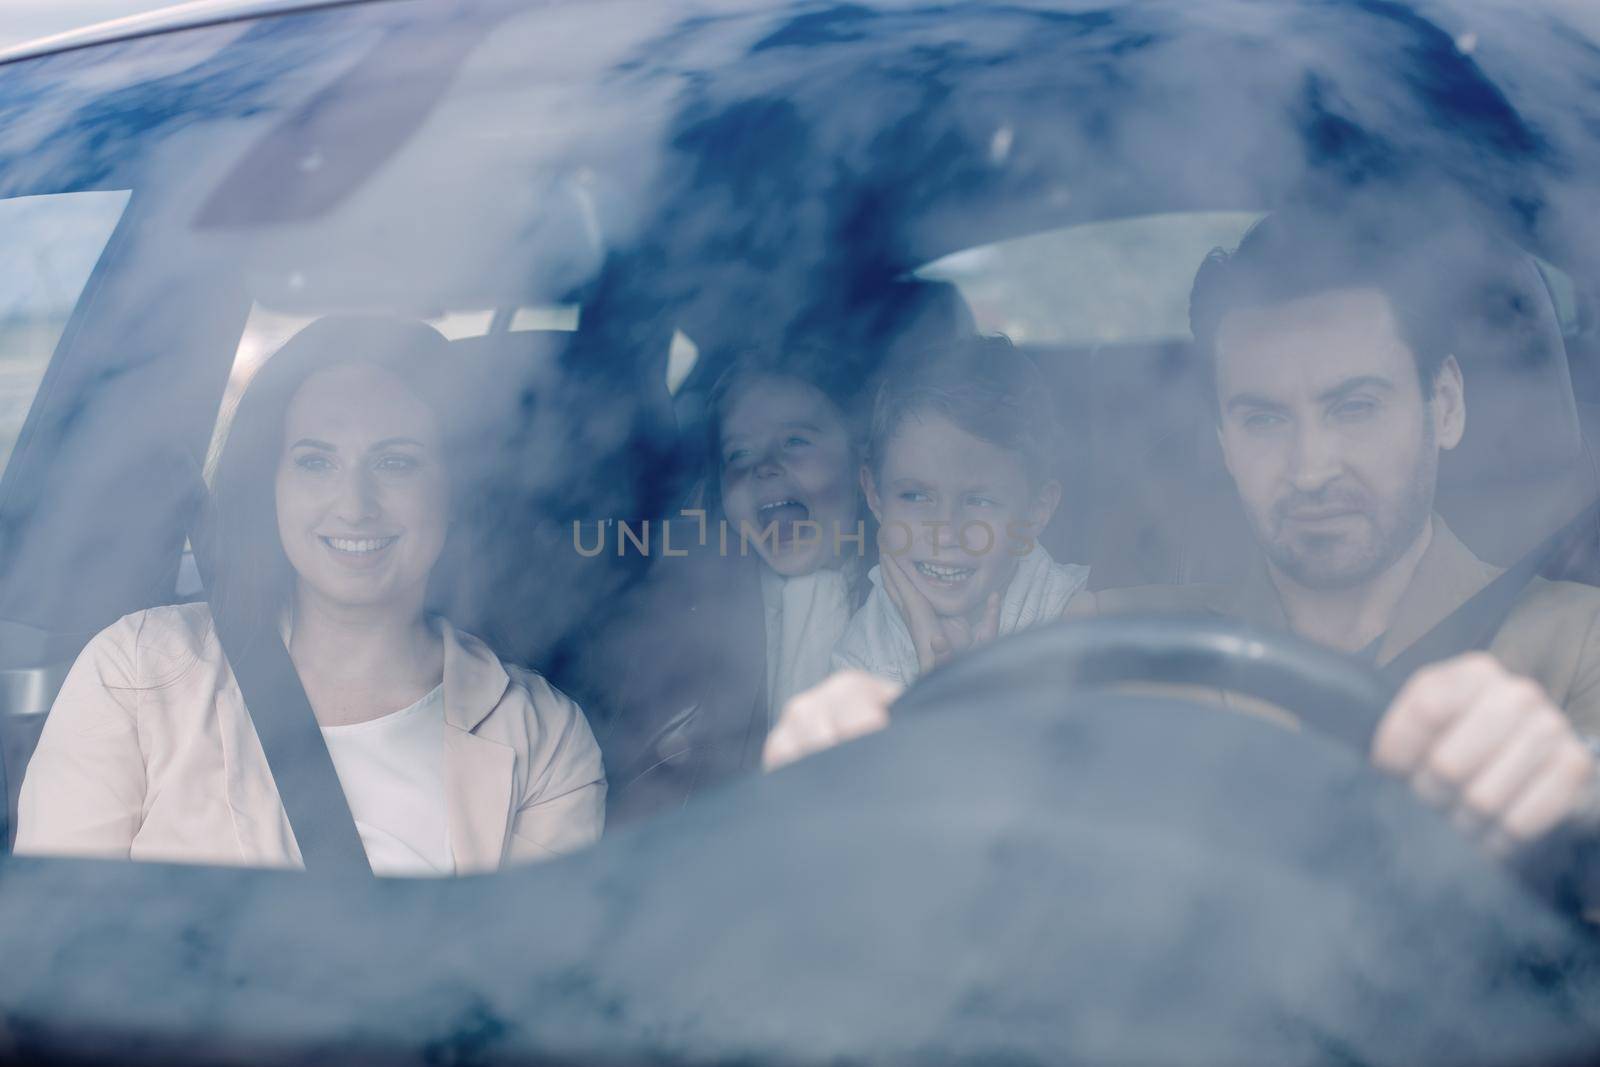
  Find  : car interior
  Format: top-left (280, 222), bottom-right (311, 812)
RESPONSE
top-left (2, 0), bottom-right (1600, 851)
top-left (7, 2), bottom-right (1600, 1063)
top-left (0, 0), bottom-right (1597, 866)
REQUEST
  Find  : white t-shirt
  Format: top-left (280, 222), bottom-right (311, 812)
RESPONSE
top-left (320, 685), bottom-right (452, 877)
top-left (761, 566), bottom-right (853, 725)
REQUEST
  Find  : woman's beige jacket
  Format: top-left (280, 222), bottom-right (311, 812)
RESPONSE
top-left (15, 603), bottom-right (605, 873)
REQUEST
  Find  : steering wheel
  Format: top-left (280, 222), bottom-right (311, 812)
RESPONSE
top-left (895, 614), bottom-right (1397, 753)
top-left (894, 613), bottom-right (1600, 912)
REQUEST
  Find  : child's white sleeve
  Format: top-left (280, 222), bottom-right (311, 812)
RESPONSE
top-left (830, 606), bottom-right (913, 689)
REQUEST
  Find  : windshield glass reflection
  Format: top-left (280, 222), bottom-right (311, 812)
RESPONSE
top-left (3, 1), bottom-right (1600, 1064)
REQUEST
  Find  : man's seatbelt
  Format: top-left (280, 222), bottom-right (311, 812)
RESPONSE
top-left (186, 478), bottom-right (370, 875)
top-left (1380, 504), bottom-right (1600, 687)
top-left (1376, 503), bottom-right (1600, 913)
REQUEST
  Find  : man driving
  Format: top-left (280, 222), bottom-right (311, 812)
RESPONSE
top-left (768, 208), bottom-right (1600, 863)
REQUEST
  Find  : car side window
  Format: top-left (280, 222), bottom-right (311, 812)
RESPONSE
top-left (0, 190), bottom-right (129, 476)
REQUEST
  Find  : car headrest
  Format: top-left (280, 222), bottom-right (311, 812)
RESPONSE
top-left (1433, 254), bottom-right (1597, 561)
top-left (1439, 254), bottom-right (1583, 488)
top-left (445, 328), bottom-right (571, 399)
top-left (686, 275), bottom-right (978, 395)
top-left (432, 328), bottom-right (644, 668)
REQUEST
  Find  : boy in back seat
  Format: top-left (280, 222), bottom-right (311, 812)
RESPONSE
top-left (833, 336), bottom-right (1090, 687)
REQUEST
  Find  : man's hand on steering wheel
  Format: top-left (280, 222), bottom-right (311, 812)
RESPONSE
top-left (764, 671), bottom-right (901, 771)
top-left (768, 651), bottom-right (1599, 857)
top-left (1373, 653), bottom-right (1597, 857)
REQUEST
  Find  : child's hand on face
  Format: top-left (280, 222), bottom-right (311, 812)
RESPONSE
top-left (881, 552), bottom-right (1002, 673)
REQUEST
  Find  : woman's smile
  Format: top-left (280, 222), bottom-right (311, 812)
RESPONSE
top-left (320, 537), bottom-right (400, 556)
top-left (276, 363), bottom-right (450, 612)
top-left (319, 533), bottom-right (402, 565)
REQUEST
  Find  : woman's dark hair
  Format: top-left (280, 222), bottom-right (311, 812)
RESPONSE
top-left (203, 316), bottom-right (459, 637)
top-left (868, 335), bottom-right (1059, 490)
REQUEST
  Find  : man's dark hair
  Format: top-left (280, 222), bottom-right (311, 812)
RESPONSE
top-left (1189, 209), bottom-right (1499, 403)
top-left (869, 335), bottom-right (1059, 489)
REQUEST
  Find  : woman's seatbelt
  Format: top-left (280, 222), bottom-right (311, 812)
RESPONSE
top-left (185, 476), bottom-right (370, 876)
top-left (206, 606), bottom-right (373, 876)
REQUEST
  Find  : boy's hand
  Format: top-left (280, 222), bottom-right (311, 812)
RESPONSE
top-left (1372, 653), bottom-right (1596, 856)
top-left (764, 670), bottom-right (903, 771)
top-left (881, 553), bottom-right (1002, 673)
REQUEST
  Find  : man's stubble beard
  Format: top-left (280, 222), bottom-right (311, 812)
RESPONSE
top-left (1255, 421), bottom-right (1438, 591)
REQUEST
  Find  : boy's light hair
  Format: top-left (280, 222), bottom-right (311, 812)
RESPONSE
top-left (868, 335), bottom-right (1059, 490)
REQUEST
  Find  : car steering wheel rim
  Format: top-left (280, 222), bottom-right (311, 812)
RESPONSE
top-left (894, 614), bottom-right (1398, 753)
top-left (894, 614), bottom-right (1600, 914)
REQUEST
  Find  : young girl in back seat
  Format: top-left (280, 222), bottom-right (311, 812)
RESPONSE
top-left (712, 353), bottom-right (873, 712)
top-left (585, 349), bottom-right (873, 823)
top-left (832, 336), bottom-right (1089, 687)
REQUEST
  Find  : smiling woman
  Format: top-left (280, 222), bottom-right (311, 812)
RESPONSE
top-left (206, 319), bottom-right (464, 676)
top-left (13, 316), bottom-right (606, 875)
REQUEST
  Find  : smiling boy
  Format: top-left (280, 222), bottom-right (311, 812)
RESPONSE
top-left (831, 337), bottom-right (1089, 686)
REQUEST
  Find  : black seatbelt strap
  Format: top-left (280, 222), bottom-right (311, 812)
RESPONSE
top-left (207, 608), bottom-right (372, 876)
top-left (186, 473), bottom-right (370, 876)
top-left (1381, 505), bottom-right (1599, 687)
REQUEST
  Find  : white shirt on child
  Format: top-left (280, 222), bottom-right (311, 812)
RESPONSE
top-left (320, 684), bottom-right (453, 877)
top-left (762, 566), bottom-right (854, 724)
top-left (831, 544), bottom-right (1090, 688)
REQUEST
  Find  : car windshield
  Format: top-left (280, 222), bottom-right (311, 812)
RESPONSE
top-left (5, 1), bottom-right (1600, 1063)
